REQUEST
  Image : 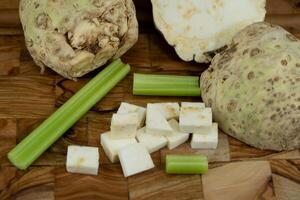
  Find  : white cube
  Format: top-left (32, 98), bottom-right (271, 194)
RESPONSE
top-left (146, 104), bottom-right (173, 136)
top-left (181, 102), bottom-right (205, 109)
top-left (136, 127), bottom-right (167, 153)
top-left (179, 107), bottom-right (212, 133)
top-left (118, 143), bottom-right (155, 177)
top-left (117, 102), bottom-right (146, 128)
top-left (66, 145), bottom-right (99, 175)
top-left (166, 119), bottom-right (190, 150)
top-left (152, 103), bottom-right (180, 120)
top-left (110, 113), bottom-right (138, 139)
top-left (191, 123), bottom-right (218, 149)
top-left (100, 132), bottom-right (137, 163)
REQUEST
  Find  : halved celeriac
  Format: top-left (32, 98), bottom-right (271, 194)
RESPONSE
top-left (151, 0), bottom-right (266, 63)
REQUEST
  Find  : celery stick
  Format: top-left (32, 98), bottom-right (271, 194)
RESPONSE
top-left (133, 87), bottom-right (201, 96)
top-left (8, 59), bottom-right (130, 170)
top-left (166, 155), bottom-right (208, 174)
top-left (133, 73), bottom-right (201, 96)
top-left (134, 73), bottom-right (199, 88)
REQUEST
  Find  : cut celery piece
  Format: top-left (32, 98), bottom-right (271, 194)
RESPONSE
top-left (133, 87), bottom-right (201, 96)
top-left (8, 59), bottom-right (130, 170)
top-left (166, 155), bottom-right (208, 174)
top-left (134, 73), bottom-right (199, 88)
top-left (133, 73), bottom-right (201, 96)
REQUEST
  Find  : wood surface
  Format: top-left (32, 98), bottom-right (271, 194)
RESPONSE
top-left (0, 0), bottom-right (300, 199)
top-left (202, 161), bottom-right (272, 200)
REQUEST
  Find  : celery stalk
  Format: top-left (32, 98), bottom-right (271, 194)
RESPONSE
top-left (8, 59), bottom-right (130, 170)
top-left (133, 87), bottom-right (201, 96)
top-left (134, 73), bottom-right (199, 88)
top-left (166, 155), bottom-right (208, 174)
top-left (133, 73), bottom-right (201, 96)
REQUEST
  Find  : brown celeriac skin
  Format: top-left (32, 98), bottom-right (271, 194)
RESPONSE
top-left (20, 0), bottom-right (138, 80)
top-left (200, 22), bottom-right (300, 150)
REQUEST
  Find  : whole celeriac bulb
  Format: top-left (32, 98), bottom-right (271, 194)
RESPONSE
top-left (200, 22), bottom-right (300, 151)
top-left (20, 0), bottom-right (138, 79)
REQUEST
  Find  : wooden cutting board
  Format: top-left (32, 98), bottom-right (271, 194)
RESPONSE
top-left (0, 0), bottom-right (299, 199)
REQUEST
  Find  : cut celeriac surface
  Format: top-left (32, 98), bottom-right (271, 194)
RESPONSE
top-left (117, 102), bottom-right (146, 128)
top-left (110, 113), bottom-right (138, 139)
top-left (118, 143), bottom-right (155, 177)
top-left (179, 107), bottom-right (213, 133)
top-left (66, 145), bottom-right (99, 175)
top-left (166, 119), bottom-right (190, 150)
top-left (191, 123), bottom-right (218, 149)
top-left (181, 102), bottom-right (205, 109)
top-left (151, 0), bottom-right (266, 63)
top-left (100, 132), bottom-right (137, 163)
top-left (146, 104), bottom-right (173, 136)
top-left (136, 127), bottom-right (168, 153)
top-left (152, 103), bottom-right (180, 120)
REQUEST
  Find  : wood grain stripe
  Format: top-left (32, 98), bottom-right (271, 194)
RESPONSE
top-left (0, 76), bottom-right (55, 118)
top-left (0, 167), bottom-right (55, 200)
top-left (54, 165), bottom-right (128, 200)
top-left (0, 118), bottom-right (16, 165)
top-left (270, 160), bottom-right (300, 183)
top-left (128, 166), bottom-right (203, 200)
top-left (272, 174), bottom-right (300, 200)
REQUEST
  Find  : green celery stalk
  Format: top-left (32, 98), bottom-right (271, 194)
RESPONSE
top-left (166, 155), bottom-right (208, 174)
top-left (133, 73), bottom-right (201, 96)
top-left (133, 87), bottom-right (201, 96)
top-left (8, 59), bottom-right (130, 170)
top-left (134, 73), bottom-right (199, 88)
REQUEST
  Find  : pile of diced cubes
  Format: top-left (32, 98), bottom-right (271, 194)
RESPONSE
top-left (66, 102), bottom-right (218, 177)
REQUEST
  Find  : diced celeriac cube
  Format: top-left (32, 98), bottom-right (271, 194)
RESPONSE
top-left (136, 127), bottom-right (167, 153)
top-left (100, 132), bottom-right (137, 163)
top-left (66, 145), bottom-right (99, 175)
top-left (146, 104), bottom-right (173, 136)
top-left (152, 103), bottom-right (180, 120)
top-left (110, 113), bottom-right (138, 139)
top-left (191, 123), bottom-right (218, 149)
top-left (181, 102), bottom-right (205, 109)
top-left (117, 102), bottom-right (146, 128)
top-left (179, 107), bottom-right (212, 133)
top-left (166, 119), bottom-right (190, 149)
top-left (118, 143), bottom-right (155, 177)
